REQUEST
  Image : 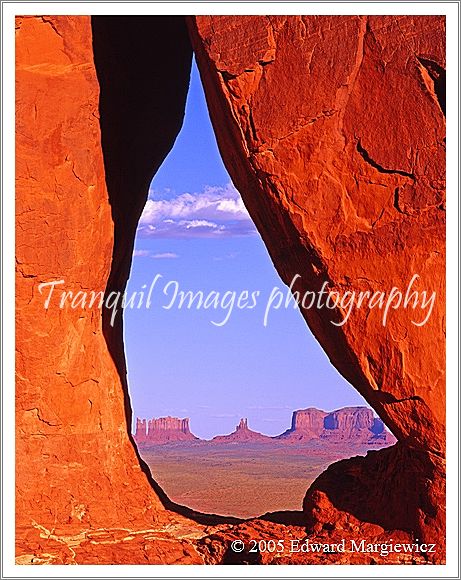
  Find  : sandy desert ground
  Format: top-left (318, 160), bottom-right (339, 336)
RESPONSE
top-left (141, 441), bottom-right (375, 518)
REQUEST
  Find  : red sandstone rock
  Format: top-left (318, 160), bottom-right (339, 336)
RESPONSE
top-left (135, 408), bottom-right (394, 446)
top-left (324, 407), bottom-right (374, 434)
top-left (135, 416), bottom-right (198, 444)
top-left (189, 14), bottom-right (445, 559)
top-left (278, 407), bottom-right (396, 444)
top-left (15, 14), bottom-right (446, 565)
top-left (197, 518), bottom-right (428, 565)
top-left (321, 407), bottom-right (395, 444)
top-left (15, 15), bottom-right (204, 564)
top-left (211, 418), bottom-right (272, 443)
top-left (134, 418), bottom-right (148, 443)
top-left (279, 408), bottom-right (327, 440)
top-left (304, 442), bottom-right (445, 557)
top-left (189, 14), bottom-right (445, 451)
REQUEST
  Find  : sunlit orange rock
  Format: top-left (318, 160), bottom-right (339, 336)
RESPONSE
top-left (16, 14), bottom-right (445, 565)
top-left (15, 14), bottom-right (204, 564)
top-left (189, 14), bottom-right (445, 560)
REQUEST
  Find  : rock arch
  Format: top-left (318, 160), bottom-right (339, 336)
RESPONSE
top-left (16, 15), bottom-right (445, 564)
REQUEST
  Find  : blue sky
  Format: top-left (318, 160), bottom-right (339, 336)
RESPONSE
top-left (124, 59), bottom-right (367, 440)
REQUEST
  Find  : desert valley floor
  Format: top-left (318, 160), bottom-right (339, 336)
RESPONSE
top-left (140, 441), bottom-right (380, 519)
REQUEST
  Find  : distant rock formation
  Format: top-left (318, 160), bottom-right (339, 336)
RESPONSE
top-left (281, 408), bottom-right (328, 441)
top-left (277, 407), bottom-right (396, 444)
top-left (135, 407), bottom-right (396, 446)
top-left (134, 418), bottom-right (148, 443)
top-left (211, 418), bottom-right (272, 443)
top-left (135, 416), bottom-right (198, 444)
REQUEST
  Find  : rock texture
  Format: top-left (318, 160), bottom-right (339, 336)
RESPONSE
top-left (189, 14), bottom-right (445, 559)
top-left (212, 418), bottom-right (272, 443)
top-left (278, 407), bottom-right (395, 444)
top-left (197, 517), bottom-right (430, 565)
top-left (303, 442), bottom-right (445, 544)
top-left (16, 15), bottom-right (205, 564)
top-left (288, 408), bottom-right (328, 438)
top-left (16, 14), bottom-right (445, 565)
top-left (135, 416), bottom-right (198, 444)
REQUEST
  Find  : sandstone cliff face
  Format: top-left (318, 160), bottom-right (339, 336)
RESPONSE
top-left (324, 407), bottom-right (374, 433)
top-left (16, 14), bottom-right (445, 564)
top-left (16, 15), bottom-right (204, 564)
top-left (189, 14), bottom-right (445, 555)
top-left (290, 408), bottom-right (327, 437)
top-left (321, 407), bottom-right (393, 443)
top-left (188, 14), bottom-right (445, 452)
top-left (135, 416), bottom-right (198, 444)
top-left (278, 407), bottom-right (395, 444)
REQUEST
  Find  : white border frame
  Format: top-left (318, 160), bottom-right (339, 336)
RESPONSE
top-left (2, 2), bottom-right (459, 578)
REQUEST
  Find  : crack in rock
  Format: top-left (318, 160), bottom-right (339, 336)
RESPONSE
top-left (356, 140), bottom-right (415, 179)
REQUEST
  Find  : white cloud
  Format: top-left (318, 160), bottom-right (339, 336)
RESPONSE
top-left (182, 219), bottom-right (222, 230)
top-left (133, 249), bottom-right (151, 257)
top-left (132, 249), bottom-right (179, 259)
top-left (137, 183), bottom-right (257, 239)
top-left (150, 252), bottom-right (179, 259)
